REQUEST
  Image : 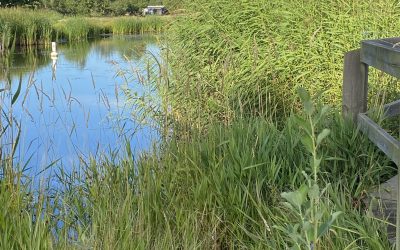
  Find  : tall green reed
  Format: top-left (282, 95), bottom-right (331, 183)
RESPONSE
top-left (0, 8), bottom-right (171, 50)
top-left (47, 105), bottom-right (393, 248)
top-left (0, 56), bottom-right (396, 249)
top-left (167, 0), bottom-right (400, 127)
top-left (0, 8), bottom-right (58, 48)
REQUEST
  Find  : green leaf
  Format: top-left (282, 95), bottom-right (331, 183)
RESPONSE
top-left (317, 211), bottom-right (343, 238)
top-left (320, 105), bottom-right (330, 116)
top-left (281, 184), bottom-right (309, 208)
top-left (317, 129), bottom-right (330, 145)
top-left (303, 100), bottom-right (315, 115)
top-left (303, 221), bottom-right (313, 231)
top-left (297, 87), bottom-right (310, 102)
top-left (293, 116), bottom-right (311, 135)
top-left (308, 183), bottom-right (320, 199)
top-left (311, 157), bottom-right (322, 171)
top-left (301, 135), bottom-right (314, 154)
top-left (289, 245), bottom-right (302, 250)
top-left (304, 221), bottom-right (314, 244)
top-left (282, 202), bottom-right (295, 211)
top-left (11, 75), bottom-right (22, 105)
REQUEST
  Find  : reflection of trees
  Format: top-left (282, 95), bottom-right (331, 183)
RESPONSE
top-left (0, 47), bottom-right (51, 82)
top-left (59, 42), bottom-right (92, 69)
top-left (0, 35), bottom-right (157, 83)
top-left (93, 35), bottom-right (156, 61)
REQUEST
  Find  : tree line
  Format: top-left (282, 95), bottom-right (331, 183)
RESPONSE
top-left (0, 0), bottom-right (182, 16)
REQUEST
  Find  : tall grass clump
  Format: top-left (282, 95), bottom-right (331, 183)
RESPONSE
top-left (167, 0), bottom-right (400, 127)
top-left (0, 90), bottom-right (395, 248)
top-left (53, 18), bottom-right (96, 41)
top-left (112, 16), bottom-right (170, 35)
top-left (45, 101), bottom-right (394, 248)
top-left (0, 8), bottom-right (171, 50)
top-left (0, 8), bottom-right (59, 48)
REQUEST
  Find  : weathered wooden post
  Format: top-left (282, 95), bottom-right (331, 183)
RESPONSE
top-left (342, 49), bottom-right (369, 122)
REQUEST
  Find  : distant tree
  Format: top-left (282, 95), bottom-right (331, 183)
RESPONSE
top-left (0, 0), bottom-right (30, 7)
top-left (0, 0), bottom-right (183, 15)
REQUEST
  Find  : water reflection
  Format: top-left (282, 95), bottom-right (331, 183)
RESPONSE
top-left (0, 35), bottom-right (156, 81)
top-left (0, 35), bottom-right (159, 177)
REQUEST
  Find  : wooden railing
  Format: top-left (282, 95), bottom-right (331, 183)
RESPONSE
top-left (343, 37), bottom-right (400, 248)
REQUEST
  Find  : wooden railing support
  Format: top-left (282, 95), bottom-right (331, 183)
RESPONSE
top-left (342, 37), bottom-right (400, 249)
top-left (342, 49), bottom-right (369, 122)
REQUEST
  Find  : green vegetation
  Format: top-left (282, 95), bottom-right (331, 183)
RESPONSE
top-left (0, 100), bottom-right (396, 248)
top-left (167, 0), bottom-right (400, 128)
top-left (0, 8), bottom-right (171, 49)
top-left (1, 0), bottom-right (400, 249)
top-left (0, 35), bottom-right (156, 81)
top-left (1, 0), bottom-right (183, 16)
top-left (0, 8), bottom-right (57, 48)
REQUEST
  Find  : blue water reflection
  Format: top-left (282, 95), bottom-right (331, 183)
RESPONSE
top-left (0, 35), bottom-right (160, 177)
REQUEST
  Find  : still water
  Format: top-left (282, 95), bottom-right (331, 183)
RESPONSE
top-left (0, 35), bottom-right (160, 177)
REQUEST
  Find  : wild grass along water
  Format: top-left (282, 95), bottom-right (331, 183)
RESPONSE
top-left (1, 0), bottom-right (399, 248)
top-left (0, 8), bottom-right (171, 49)
top-left (0, 81), bottom-right (396, 248)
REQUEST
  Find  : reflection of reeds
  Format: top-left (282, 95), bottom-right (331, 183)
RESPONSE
top-left (1, 35), bottom-right (157, 83)
top-left (0, 8), bottom-right (172, 51)
top-left (0, 47), bottom-right (51, 81)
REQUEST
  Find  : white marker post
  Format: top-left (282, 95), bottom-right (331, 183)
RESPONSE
top-left (51, 42), bottom-right (58, 57)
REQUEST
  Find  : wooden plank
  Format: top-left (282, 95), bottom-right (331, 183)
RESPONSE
top-left (384, 99), bottom-right (400, 118)
top-left (367, 174), bottom-right (399, 244)
top-left (382, 37), bottom-right (400, 45)
top-left (342, 49), bottom-right (369, 122)
top-left (360, 39), bottom-right (400, 78)
top-left (358, 113), bottom-right (400, 166)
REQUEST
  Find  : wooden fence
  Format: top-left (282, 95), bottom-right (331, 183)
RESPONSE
top-left (343, 37), bottom-right (400, 248)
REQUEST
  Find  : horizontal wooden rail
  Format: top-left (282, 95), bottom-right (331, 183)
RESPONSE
top-left (361, 38), bottom-right (400, 78)
top-left (384, 100), bottom-right (400, 118)
top-left (358, 113), bottom-right (400, 166)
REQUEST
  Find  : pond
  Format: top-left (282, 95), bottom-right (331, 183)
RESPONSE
top-left (0, 35), bottom-right (161, 179)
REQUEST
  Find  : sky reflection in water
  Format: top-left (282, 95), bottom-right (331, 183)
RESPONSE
top-left (0, 35), bottom-right (160, 178)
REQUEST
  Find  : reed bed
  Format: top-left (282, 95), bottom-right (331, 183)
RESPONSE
top-left (0, 8), bottom-right (171, 49)
top-left (0, 8), bottom-right (58, 49)
top-left (0, 48), bottom-right (397, 248)
top-left (167, 0), bottom-right (400, 128)
top-left (112, 16), bottom-right (168, 34)
top-left (1, 1), bottom-right (399, 249)
top-left (0, 101), bottom-right (396, 248)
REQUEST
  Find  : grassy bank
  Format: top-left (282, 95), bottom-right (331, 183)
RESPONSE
top-left (0, 101), bottom-right (396, 248)
top-left (0, 8), bottom-right (171, 49)
top-left (1, 0), bottom-right (400, 249)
